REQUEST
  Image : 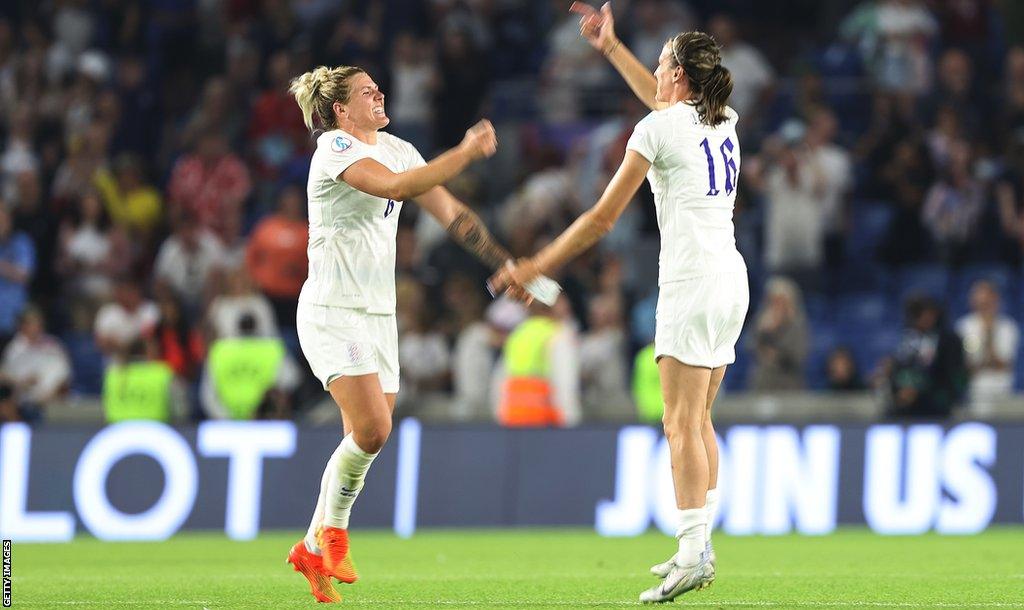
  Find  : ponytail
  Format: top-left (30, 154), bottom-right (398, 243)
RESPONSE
top-left (669, 32), bottom-right (733, 126)
top-left (288, 65), bottom-right (365, 132)
top-left (699, 64), bottom-right (733, 126)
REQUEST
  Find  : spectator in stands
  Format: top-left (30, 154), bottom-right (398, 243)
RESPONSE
top-left (1, 104), bottom-right (38, 197)
top-left (396, 279), bottom-right (450, 410)
top-left (708, 14), bottom-right (775, 135)
top-left (180, 77), bottom-right (244, 153)
top-left (748, 122), bottom-right (826, 287)
top-left (750, 277), bottom-right (809, 391)
top-left (579, 294), bottom-right (631, 421)
top-left (153, 216), bottom-right (226, 318)
top-left (167, 129), bottom-right (251, 241)
top-left (435, 25), bottom-right (488, 148)
top-left (877, 137), bottom-right (935, 265)
top-left (92, 153), bottom-right (163, 239)
top-left (153, 294), bottom-right (204, 381)
top-left (248, 51), bottom-right (307, 178)
top-left (207, 265), bottom-right (279, 340)
top-left (630, 0), bottom-right (696, 70)
top-left (0, 204), bottom-right (35, 339)
top-left (452, 296), bottom-right (525, 422)
top-left (201, 313), bottom-right (299, 420)
top-left (0, 306), bottom-right (71, 422)
top-left (56, 191), bottom-right (130, 326)
top-left (885, 295), bottom-right (967, 419)
top-left (995, 132), bottom-right (1024, 266)
top-left (102, 337), bottom-right (176, 423)
top-left (245, 185), bottom-right (308, 326)
top-left (387, 33), bottom-right (437, 154)
top-left (94, 277), bottom-right (159, 359)
top-left (496, 296), bottom-right (580, 427)
top-left (10, 169), bottom-right (54, 300)
top-left (539, 8), bottom-right (611, 122)
top-left (930, 49), bottom-right (984, 137)
top-left (112, 56), bottom-right (158, 156)
top-left (956, 280), bottom-right (1020, 412)
top-left (923, 140), bottom-right (985, 265)
top-left (53, 123), bottom-right (110, 203)
top-left (805, 107), bottom-right (853, 275)
top-left (825, 346), bottom-right (866, 391)
top-left (840, 0), bottom-right (937, 96)
top-left (499, 153), bottom-right (576, 254)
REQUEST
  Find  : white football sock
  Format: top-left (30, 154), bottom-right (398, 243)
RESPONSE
top-left (323, 434), bottom-right (379, 529)
top-left (705, 488), bottom-right (720, 543)
top-left (303, 444), bottom-right (344, 554)
top-left (675, 506), bottom-right (707, 568)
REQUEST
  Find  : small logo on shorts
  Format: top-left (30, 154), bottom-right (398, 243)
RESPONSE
top-left (347, 342), bottom-right (365, 363)
top-left (331, 136), bottom-right (352, 152)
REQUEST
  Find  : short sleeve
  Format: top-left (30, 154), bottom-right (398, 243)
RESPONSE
top-left (320, 132), bottom-right (373, 182)
top-left (626, 115), bottom-right (662, 164)
top-left (403, 140), bottom-right (427, 171)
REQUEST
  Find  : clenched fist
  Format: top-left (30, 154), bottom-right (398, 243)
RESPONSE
top-left (459, 119), bottom-right (498, 160)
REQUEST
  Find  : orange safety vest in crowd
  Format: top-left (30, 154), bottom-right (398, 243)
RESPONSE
top-left (499, 317), bottom-right (564, 427)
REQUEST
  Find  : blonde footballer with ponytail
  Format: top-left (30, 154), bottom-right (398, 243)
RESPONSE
top-left (284, 62), bottom-right (534, 604)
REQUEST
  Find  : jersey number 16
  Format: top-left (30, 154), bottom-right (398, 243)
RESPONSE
top-left (699, 137), bottom-right (738, 197)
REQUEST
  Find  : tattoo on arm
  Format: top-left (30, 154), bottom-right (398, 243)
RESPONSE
top-left (446, 210), bottom-right (511, 271)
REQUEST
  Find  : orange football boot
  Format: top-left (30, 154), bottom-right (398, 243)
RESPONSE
top-left (317, 526), bottom-right (359, 583)
top-left (287, 539), bottom-right (342, 603)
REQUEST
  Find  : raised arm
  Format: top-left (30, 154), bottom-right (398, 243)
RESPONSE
top-left (414, 186), bottom-right (512, 271)
top-left (489, 150), bottom-right (650, 292)
top-left (340, 120), bottom-right (497, 201)
top-left (571, 2), bottom-right (667, 111)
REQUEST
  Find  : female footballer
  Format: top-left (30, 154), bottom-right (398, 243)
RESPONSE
top-left (285, 65), bottom-right (525, 602)
top-left (490, 3), bottom-right (747, 602)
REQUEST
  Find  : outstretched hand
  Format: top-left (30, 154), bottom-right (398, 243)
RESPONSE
top-left (488, 259), bottom-right (542, 305)
top-left (569, 1), bottom-right (617, 54)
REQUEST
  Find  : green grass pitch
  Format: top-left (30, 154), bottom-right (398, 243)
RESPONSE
top-left (10, 528), bottom-right (1024, 608)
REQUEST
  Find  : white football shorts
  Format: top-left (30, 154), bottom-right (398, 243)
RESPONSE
top-left (296, 300), bottom-right (400, 393)
top-left (655, 272), bottom-right (749, 369)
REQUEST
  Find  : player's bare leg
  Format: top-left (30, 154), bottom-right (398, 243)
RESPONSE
top-left (316, 375), bottom-right (393, 583)
top-left (702, 366), bottom-right (725, 572)
top-left (640, 357), bottom-right (715, 603)
top-left (651, 365), bottom-right (725, 580)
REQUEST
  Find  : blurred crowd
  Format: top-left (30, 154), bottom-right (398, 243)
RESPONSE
top-left (0, 0), bottom-right (1023, 426)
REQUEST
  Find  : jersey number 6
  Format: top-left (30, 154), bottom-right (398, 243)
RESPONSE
top-left (699, 137), bottom-right (738, 197)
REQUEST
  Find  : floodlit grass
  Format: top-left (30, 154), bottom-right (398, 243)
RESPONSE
top-left (11, 528), bottom-right (1024, 608)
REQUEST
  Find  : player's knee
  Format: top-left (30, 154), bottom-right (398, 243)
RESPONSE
top-left (356, 418), bottom-right (391, 453)
top-left (662, 413), bottom-right (703, 440)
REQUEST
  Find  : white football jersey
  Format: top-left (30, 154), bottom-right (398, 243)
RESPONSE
top-left (300, 129), bottom-right (426, 314)
top-left (626, 102), bottom-right (747, 284)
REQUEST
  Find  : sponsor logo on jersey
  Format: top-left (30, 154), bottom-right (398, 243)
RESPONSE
top-left (331, 136), bottom-right (352, 153)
